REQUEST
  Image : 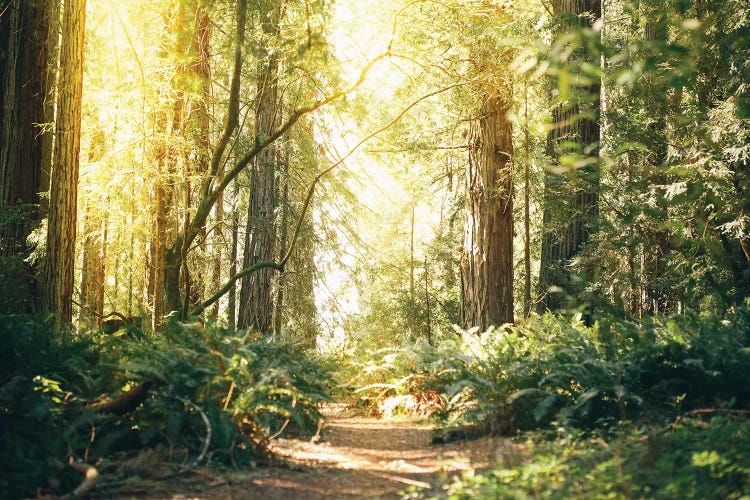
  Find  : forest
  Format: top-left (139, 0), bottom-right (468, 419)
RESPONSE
top-left (1, 0), bottom-right (749, 497)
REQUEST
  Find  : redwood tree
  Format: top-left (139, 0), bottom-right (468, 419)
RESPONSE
top-left (44, 0), bottom-right (87, 327)
top-left (0, 0), bottom-right (58, 311)
top-left (238, 0), bottom-right (282, 332)
top-left (537, 0), bottom-right (601, 313)
top-left (460, 8), bottom-right (515, 330)
top-left (461, 76), bottom-right (515, 330)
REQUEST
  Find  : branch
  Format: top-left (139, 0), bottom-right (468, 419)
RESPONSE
top-left (192, 81), bottom-right (469, 318)
top-left (191, 261), bottom-right (283, 317)
top-left (208, 0), bottom-right (246, 179)
top-left (281, 79), bottom-right (469, 268)
top-left (184, 0), bottom-right (247, 260)
top-left (183, 49), bottom-right (393, 255)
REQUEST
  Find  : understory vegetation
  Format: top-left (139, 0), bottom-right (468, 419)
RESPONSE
top-left (337, 304), bottom-right (750, 498)
top-left (0, 314), bottom-right (331, 498)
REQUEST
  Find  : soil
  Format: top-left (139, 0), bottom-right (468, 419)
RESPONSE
top-left (96, 404), bottom-right (520, 499)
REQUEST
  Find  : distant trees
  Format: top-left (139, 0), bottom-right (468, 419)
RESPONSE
top-left (2, 0), bottom-right (745, 336)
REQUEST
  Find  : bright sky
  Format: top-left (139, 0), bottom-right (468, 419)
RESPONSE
top-left (313, 0), bottom-right (447, 351)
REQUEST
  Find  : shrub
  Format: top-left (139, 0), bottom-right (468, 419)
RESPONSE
top-left (426, 415), bottom-right (750, 499)
top-left (434, 306), bottom-right (750, 433)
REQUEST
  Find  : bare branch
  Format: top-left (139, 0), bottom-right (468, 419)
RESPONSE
top-left (191, 261), bottom-right (283, 317)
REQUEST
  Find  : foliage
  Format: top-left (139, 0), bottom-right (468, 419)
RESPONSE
top-left (0, 314), bottom-right (332, 497)
top-left (420, 415), bottom-right (750, 499)
top-left (427, 307), bottom-right (750, 433)
top-left (333, 336), bottom-right (458, 416)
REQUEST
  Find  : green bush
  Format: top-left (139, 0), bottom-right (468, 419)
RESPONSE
top-left (433, 307), bottom-right (750, 432)
top-left (0, 314), bottom-right (333, 497)
top-left (424, 415), bottom-right (750, 499)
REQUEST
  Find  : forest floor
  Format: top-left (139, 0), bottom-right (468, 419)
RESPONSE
top-left (99, 404), bottom-right (518, 499)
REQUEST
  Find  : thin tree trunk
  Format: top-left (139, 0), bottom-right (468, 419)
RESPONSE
top-left (425, 256), bottom-right (432, 345)
top-left (410, 205), bottom-right (415, 304)
top-left (210, 189), bottom-right (224, 319)
top-left (80, 203), bottom-right (106, 330)
top-left (44, 0), bottom-right (86, 328)
top-left (228, 184), bottom-right (239, 330)
top-left (274, 143), bottom-right (290, 335)
top-left (523, 77), bottom-right (532, 318)
top-left (79, 126), bottom-right (107, 330)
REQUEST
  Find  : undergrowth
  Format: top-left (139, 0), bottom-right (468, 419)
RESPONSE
top-left (413, 414), bottom-right (750, 499)
top-left (340, 306), bottom-right (750, 498)
top-left (0, 315), bottom-right (331, 498)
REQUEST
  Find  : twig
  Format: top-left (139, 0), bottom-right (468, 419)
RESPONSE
top-left (367, 471), bottom-right (432, 489)
top-left (268, 419), bottom-right (290, 440)
top-left (58, 463), bottom-right (99, 499)
top-left (152, 392), bottom-right (212, 473)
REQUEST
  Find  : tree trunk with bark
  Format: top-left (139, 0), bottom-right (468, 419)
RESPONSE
top-left (44, 0), bottom-right (86, 328)
top-left (538, 0), bottom-right (601, 314)
top-left (238, 2), bottom-right (281, 332)
top-left (461, 77), bottom-right (514, 331)
top-left (0, 0), bottom-right (58, 311)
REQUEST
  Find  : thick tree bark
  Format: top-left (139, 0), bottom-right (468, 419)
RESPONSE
top-left (537, 0), bottom-right (601, 314)
top-left (238, 2), bottom-right (281, 332)
top-left (44, 0), bottom-right (86, 328)
top-left (0, 0), bottom-right (58, 311)
top-left (461, 83), bottom-right (514, 330)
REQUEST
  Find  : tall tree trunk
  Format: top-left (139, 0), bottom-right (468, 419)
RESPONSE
top-left (0, 0), bottom-right (58, 311)
top-left (79, 126), bottom-right (107, 330)
top-left (537, 0), bottom-right (601, 314)
top-left (273, 142), bottom-right (290, 335)
top-left (187, 1), bottom-right (212, 310)
top-left (640, 2), bottom-right (672, 314)
top-left (44, 0), bottom-right (86, 328)
top-left (238, 2), bottom-right (281, 332)
top-left (461, 76), bottom-right (514, 330)
top-left (523, 77), bottom-right (532, 318)
top-left (210, 189), bottom-right (224, 319)
top-left (157, 0), bottom-right (213, 320)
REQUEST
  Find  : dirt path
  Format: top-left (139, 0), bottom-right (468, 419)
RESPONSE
top-left (102, 405), bottom-right (517, 499)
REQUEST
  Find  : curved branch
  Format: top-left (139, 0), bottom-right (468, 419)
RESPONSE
top-left (280, 79), bottom-right (469, 268)
top-left (192, 81), bottom-right (469, 319)
top-left (191, 261), bottom-right (283, 317)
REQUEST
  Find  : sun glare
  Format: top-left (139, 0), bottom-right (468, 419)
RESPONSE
top-left (313, 1), bottom-right (447, 349)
